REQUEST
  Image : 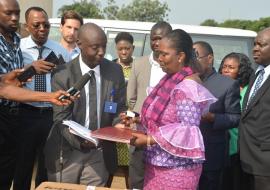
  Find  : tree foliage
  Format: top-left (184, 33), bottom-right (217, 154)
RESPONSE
top-left (201, 17), bottom-right (270, 32)
top-left (113, 0), bottom-right (169, 22)
top-left (201, 19), bottom-right (218, 27)
top-left (58, 0), bottom-right (170, 22)
top-left (58, 0), bottom-right (104, 18)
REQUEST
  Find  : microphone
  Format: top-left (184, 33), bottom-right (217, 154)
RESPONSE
top-left (58, 72), bottom-right (92, 100)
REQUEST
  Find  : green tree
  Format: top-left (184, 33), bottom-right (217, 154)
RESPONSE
top-left (200, 17), bottom-right (270, 32)
top-left (103, 0), bottom-right (119, 20)
top-left (115, 0), bottom-right (170, 22)
top-left (58, 0), bottom-right (104, 18)
top-left (200, 19), bottom-right (218, 27)
top-left (58, 0), bottom-right (170, 22)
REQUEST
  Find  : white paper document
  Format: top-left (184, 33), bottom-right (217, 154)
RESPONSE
top-left (63, 120), bottom-right (98, 146)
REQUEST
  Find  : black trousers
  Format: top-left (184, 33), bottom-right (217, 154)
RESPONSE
top-left (199, 169), bottom-right (222, 190)
top-left (221, 153), bottom-right (245, 190)
top-left (0, 106), bottom-right (21, 190)
top-left (241, 171), bottom-right (270, 190)
top-left (13, 104), bottom-right (53, 190)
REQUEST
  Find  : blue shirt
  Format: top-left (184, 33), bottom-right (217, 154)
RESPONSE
top-left (69, 46), bottom-right (80, 60)
top-left (20, 36), bottom-right (71, 107)
top-left (0, 32), bottom-right (23, 106)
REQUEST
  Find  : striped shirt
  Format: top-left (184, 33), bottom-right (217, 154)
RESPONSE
top-left (0, 32), bottom-right (24, 106)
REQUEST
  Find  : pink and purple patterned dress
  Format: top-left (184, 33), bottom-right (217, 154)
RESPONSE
top-left (143, 79), bottom-right (216, 190)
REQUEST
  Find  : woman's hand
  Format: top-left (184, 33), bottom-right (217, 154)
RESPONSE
top-left (119, 111), bottom-right (141, 128)
top-left (130, 133), bottom-right (155, 147)
top-left (130, 133), bottom-right (148, 147)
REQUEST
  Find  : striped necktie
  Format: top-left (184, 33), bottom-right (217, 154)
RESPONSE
top-left (34, 46), bottom-right (46, 92)
top-left (247, 69), bottom-right (265, 105)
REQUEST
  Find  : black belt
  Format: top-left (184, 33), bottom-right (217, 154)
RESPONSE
top-left (0, 104), bottom-right (20, 115)
top-left (19, 104), bottom-right (53, 113)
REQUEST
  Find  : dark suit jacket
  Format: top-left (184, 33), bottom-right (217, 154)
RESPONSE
top-left (44, 57), bottom-right (126, 174)
top-left (200, 69), bottom-right (241, 171)
top-left (239, 70), bottom-right (270, 176)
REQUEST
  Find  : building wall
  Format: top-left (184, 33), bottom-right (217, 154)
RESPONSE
top-left (18, 0), bottom-right (53, 23)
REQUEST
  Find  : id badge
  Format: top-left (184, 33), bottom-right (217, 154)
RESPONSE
top-left (104, 101), bottom-right (117, 113)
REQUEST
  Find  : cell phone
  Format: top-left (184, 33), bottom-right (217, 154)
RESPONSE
top-left (58, 55), bottom-right (66, 65)
top-left (44, 51), bottom-right (60, 65)
top-left (17, 66), bottom-right (36, 82)
top-left (126, 110), bottom-right (140, 118)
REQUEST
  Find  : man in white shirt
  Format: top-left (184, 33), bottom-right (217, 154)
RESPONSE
top-left (44, 23), bottom-right (126, 186)
top-left (127, 21), bottom-right (172, 189)
top-left (59, 10), bottom-right (83, 59)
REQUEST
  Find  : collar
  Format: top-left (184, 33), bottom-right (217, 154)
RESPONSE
top-left (0, 32), bottom-right (21, 46)
top-left (79, 54), bottom-right (100, 77)
top-left (255, 64), bottom-right (270, 76)
top-left (149, 52), bottom-right (160, 67)
top-left (23, 35), bottom-right (52, 49)
top-left (201, 67), bottom-right (216, 81)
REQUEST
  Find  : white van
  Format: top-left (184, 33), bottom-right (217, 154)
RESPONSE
top-left (49, 18), bottom-right (257, 68)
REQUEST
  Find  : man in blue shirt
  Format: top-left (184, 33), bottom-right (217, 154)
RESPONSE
top-left (13, 6), bottom-right (70, 190)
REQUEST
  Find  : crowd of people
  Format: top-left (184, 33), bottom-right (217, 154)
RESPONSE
top-left (1, 0), bottom-right (270, 190)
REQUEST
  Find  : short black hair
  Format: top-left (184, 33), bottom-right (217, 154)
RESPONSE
top-left (193, 41), bottom-right (213, 55)
top-left (151, 21), bottom-right (172, 34)
top-left (25, 7), bottom-right (48, 22)
top-left (114, 32), bottom-right (134, 44)
top-left (164, 29), bottom-right (202, 73)
top-left (219, 52), bottom-right (254, 87)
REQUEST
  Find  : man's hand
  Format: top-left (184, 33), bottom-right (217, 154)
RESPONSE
top-left (48, 90), bottom-right (77, 106)
top-left (32, 60), bottom-right (55, 74)
top-left (201, 112), bottom-right (215, 123)
top-left (80, 140), bottom-right (96, 151)
top-left (1, 69), bottom-right (25, 87)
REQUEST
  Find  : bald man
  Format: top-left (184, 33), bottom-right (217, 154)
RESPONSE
top-left (44, 23), bottom-right (126, 186)
top-left (239, 27), bottom-right (270, 190)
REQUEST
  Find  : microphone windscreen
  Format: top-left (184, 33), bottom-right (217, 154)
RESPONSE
top-left (73, 72), bottom-right (92, 90)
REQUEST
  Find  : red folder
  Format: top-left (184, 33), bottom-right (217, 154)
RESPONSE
top-left (91, 127), bottom-right (144, 144)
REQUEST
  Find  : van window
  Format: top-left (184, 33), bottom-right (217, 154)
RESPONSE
top-left (48, 18), bottom-right (256, 69)
top-left (191, 35), bottom-right (254, 68)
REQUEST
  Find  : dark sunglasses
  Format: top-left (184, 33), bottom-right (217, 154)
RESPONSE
top-left (31, 22), bottom-right (50, 30)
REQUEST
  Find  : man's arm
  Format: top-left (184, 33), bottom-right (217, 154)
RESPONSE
top-left (212, 80), bottom-right (241, 130)
top-left (0, 70), bottom-right (72, 105)
top-left (0, 83), bottom-right (71, 105)
top-left (127, 61), bottom-right (137, 110)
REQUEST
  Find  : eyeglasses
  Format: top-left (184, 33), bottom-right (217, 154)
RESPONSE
top-left (195, 50), bottom-right (209, 60)
top-left (197, 54), bottom-right (209, 60)
top-left (31, 22), bottom-right (50, 30)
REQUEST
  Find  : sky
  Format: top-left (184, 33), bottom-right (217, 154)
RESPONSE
top-left (54, 0), bottom-right (270, 25)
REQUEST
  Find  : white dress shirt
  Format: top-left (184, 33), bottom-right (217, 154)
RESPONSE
top-left (148, 52), bottom-right (166, 94)
top-left (248, 64), bottom-right (270, 100)
top-left (79, 55), bottom-right (101, 129)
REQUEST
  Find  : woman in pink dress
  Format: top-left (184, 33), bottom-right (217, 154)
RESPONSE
top-left (128, 29), bottom-right (217, 190)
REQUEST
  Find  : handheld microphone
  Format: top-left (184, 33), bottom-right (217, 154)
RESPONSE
top-left (58, 72), bottom-right (92, 100)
